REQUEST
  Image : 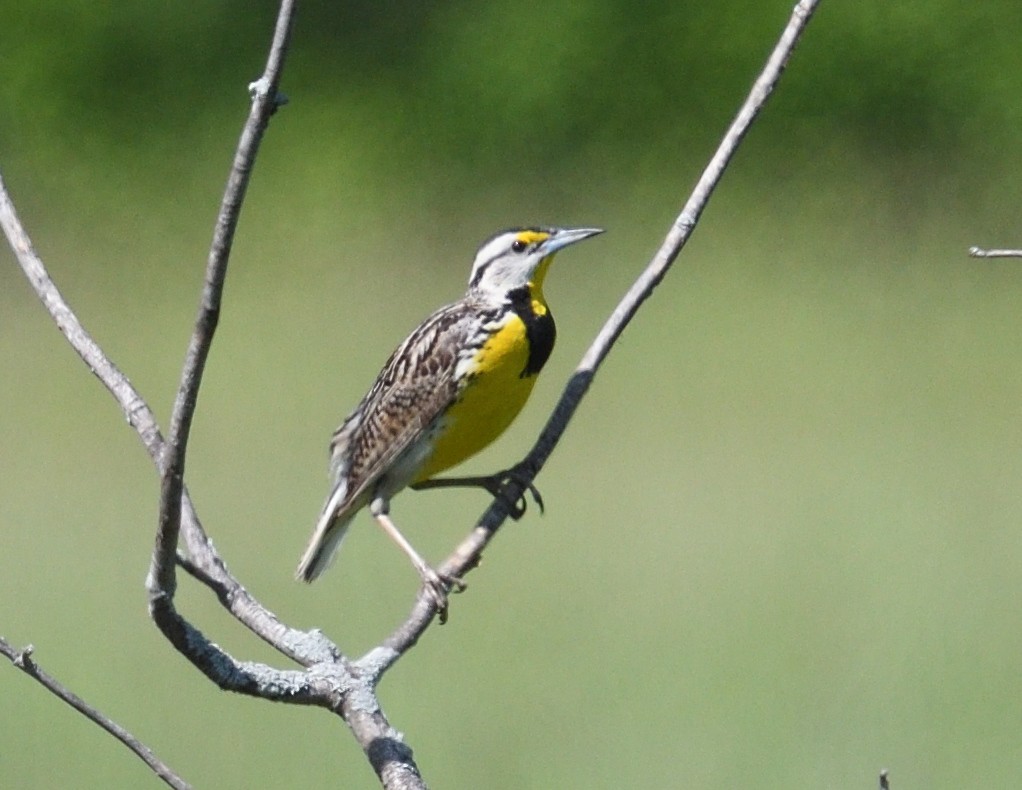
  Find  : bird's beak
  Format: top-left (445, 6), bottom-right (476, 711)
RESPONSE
top-left (541, 227), bottom-right (604, 255)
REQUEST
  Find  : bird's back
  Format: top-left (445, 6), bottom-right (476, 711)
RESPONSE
top-left (327, 299), bottom-right (476, 509)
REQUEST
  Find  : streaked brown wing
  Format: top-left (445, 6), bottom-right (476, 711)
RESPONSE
top-left (328, 299), bottom-right (480, 510)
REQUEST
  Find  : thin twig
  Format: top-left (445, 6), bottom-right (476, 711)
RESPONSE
top-left (375, 0), bottom-right (823, 665)
top-left (1, 2), bottom-right (424, 786)
top-left (139, 0), bottom-right (311, 670)
top-left (149, 0), bottom-right (296, 598)
top-left (0, 131), bottom-right (338, 672)
top-left (969, 246), bottom-right (1022, 258)
top-left (1, 163), bottom-right (373, 756)
top-left (0, 636), bottom-right (191, 790)
top-left (0, 175), bottom-right (339, 669)
top-left (138, 0), bottom-right (404, 765)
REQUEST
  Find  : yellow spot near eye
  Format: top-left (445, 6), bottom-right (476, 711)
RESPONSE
top-left (515, 230), bottom-right (550, 246)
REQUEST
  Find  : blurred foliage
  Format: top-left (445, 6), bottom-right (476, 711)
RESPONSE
top-left (3, 1), bottom-right (1022, 788)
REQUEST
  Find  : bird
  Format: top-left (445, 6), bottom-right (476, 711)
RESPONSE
top-left (296, 226), bottom-right (603, 618)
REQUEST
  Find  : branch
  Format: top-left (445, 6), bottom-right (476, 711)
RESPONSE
top-left (2, 2), bottom-right (426, 785)
top-left (378, 0), bottom-right (823, 663)
top-left (134, 2), bottom-right (421, 778)
top-left (134, 1), bottom-right (426, 785)
top-left (148, 0), bottom-right (295, 601)
top-left (0, 169), bottom-right (341, 673)
top-left (3, 1), bottom-right (822, 787)
top-left (0, 162), bottom-right (376, 737)
top-left (0, 637), bottom-right (190, 790)
top-left (4, 161), bottom-right (341, 671)
top-left (969, 246), bottom-right (1022, 258)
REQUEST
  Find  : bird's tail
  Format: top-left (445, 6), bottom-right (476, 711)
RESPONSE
top-left (296, 482), bottom-right (354, 582)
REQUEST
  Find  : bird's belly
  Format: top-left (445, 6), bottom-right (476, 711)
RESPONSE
top-left (414, 314), bottom-right (538, 482)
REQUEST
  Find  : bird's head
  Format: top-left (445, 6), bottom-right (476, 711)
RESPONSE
top-left (467, 226), bottom-right (604, 300)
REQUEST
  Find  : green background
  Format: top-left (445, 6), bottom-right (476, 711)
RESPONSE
top-left (3, 1), bottom-right (1022, 787)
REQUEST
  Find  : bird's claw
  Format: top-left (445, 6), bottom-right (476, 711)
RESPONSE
top-left (491, 466), bottom-right (544, 519)
top-left (421, 568), bottom-right (466, 625)
top-left (409, 466), bottom-right (544, 518)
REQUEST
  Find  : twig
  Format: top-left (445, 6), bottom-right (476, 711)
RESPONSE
top-left (135, 0), bottom-right (412, 769)
top-left (0, 177), bottom-right (339, 671)
top-left (2, 173), bottom-right (427, 786)
top-left (120, 0), bottom-right (311, 678)
top-left (149, 0), bottom-right (295, 598)
top-left (0, 636), bottom-right (190, 790)
top-left (1, 0), bottom-right (400, 781)
top-left (376, 0), bottom-right (823, 664)
top-left (1, 163), bottom-right (377, 767)
top-left (0, 165), bottom-right (336, 667)
top-left (969, 246), bottom-right (1022, 258)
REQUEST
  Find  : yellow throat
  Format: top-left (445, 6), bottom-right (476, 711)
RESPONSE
top-left (413, 258), bottom-right (556, 482)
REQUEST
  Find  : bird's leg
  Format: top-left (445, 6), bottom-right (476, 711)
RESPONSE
top-left (410, 461), bottom-right (544, 519)
top-left (369, 497), bottom-right (465, 623)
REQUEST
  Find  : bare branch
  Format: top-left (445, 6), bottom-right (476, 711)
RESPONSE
top-left (1, 1), bottom-right (426, 783)
top-left (376, 0), bottom-right (824, 666)
top-left (0, 175), bottom-right (164, 454)
top-left (1, 0), bottom-right (404, 782)
top-left (3, 166), bottom-right (344, 668)
top-left (135, 3), bottom-right (420, 775)
top-left (969, 246), bottom-right (1022, 258)
top-left (149, 0), bottom-right (296, 599)
top-left (0, 637), bottom-right (190, 790)
top-left (4, 0), bottom-right (821, 787)
top-left (0, 145), bottom-right (338, 672)
top-left (133, 1), bottom-right (427, 785)
top-left (2, 155), bottom-right (402, 781)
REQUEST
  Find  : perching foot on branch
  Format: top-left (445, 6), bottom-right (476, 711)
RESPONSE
top-left (419, 567), bottom-right (467, 625)
top-left (371, 502), bottom-right (466, 623)
top-left (411, 463), bottom-right (544, 519)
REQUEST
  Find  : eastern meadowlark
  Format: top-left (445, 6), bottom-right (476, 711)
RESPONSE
top-left (296, 226), bottom-right (603, 615)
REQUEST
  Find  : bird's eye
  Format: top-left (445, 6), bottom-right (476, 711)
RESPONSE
top-left (511, 239), bottom-right (527, 253)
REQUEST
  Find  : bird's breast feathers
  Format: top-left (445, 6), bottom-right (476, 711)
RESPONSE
top-left (415, 305), bottom-right (546, 481)
top-left (327, 289), bottom-right (554, 493)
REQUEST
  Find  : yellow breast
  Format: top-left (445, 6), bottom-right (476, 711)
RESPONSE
top-left (414, 312), bottom-right (538, 482)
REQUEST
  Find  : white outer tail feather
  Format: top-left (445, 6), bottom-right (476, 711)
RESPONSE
top-left (296, 480), bottom-right (353, 582)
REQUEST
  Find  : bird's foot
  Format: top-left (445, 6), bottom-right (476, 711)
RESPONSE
top-left (410, 463), bottom-right (544, 519)
top-left (488, 463), bottom-right (544, 519)
top-left (420, 567), bottom-right (466, 625)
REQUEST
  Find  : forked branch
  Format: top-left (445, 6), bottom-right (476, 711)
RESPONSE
top-left (1, 1), bottom-right (822, 787)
